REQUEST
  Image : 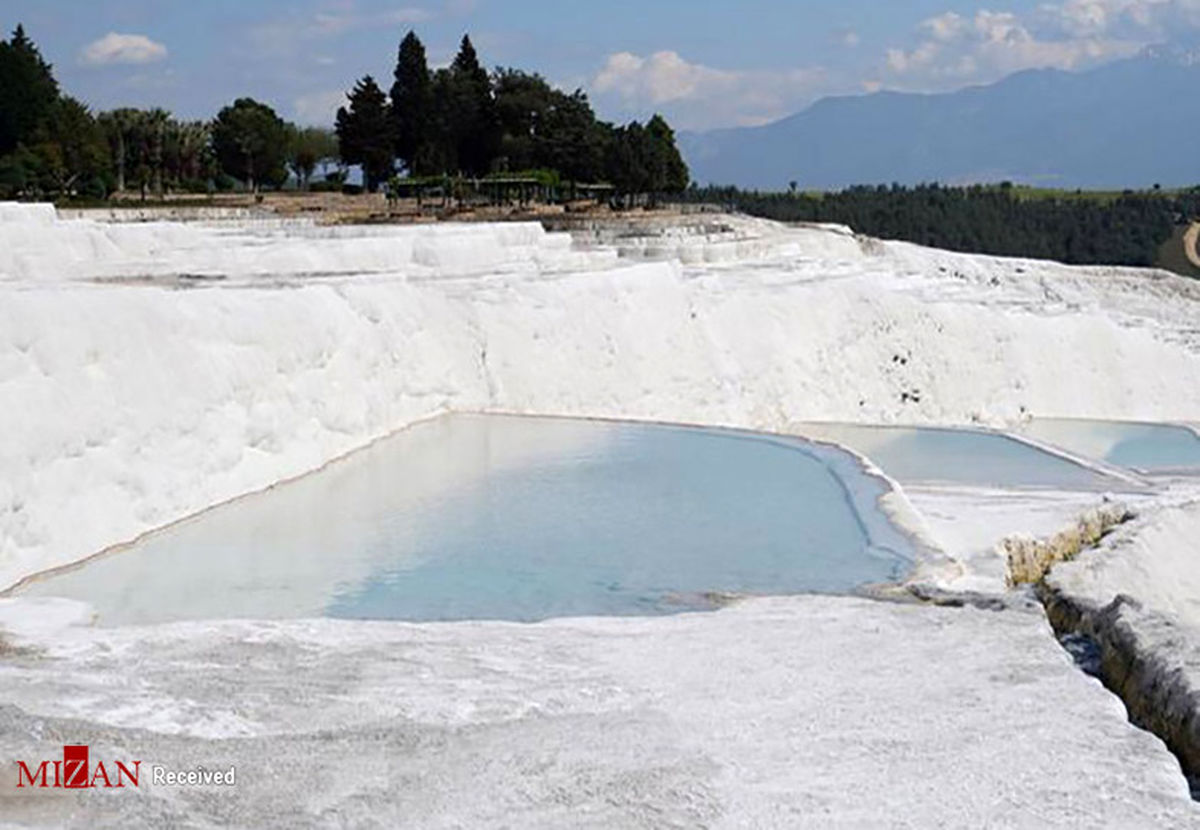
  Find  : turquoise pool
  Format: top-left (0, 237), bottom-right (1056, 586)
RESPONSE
top-left (796, 423), bottom-right (1129, 489)
top-left (1018, 419), bottom-right (1200, 473)
top-left (18, 415), bottom-right (915, 625)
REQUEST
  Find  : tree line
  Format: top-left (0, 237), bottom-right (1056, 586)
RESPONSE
top-left (0, 24), bottom-right (353, 200)
top-left (683, 183), bottom-right (1200, 268)
top-left (0, 27), bottom-right (341, 200)
top-left (335, 32), bottom-right (688, 201)
top-left (0, 24), bottom-right (688, 204)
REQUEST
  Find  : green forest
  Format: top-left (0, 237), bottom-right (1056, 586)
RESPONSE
top-left (682, 183), bottom-right (1200, 268)
top-left (5, 21), bottom-right (1200, 269)
top-left (338, 32), bottom-right (689, 200)
top-left (0, 25), bottom-right (688, 203)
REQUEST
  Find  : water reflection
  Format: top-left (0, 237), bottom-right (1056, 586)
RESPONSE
top-left (20, 416), bottom-right (913, 624)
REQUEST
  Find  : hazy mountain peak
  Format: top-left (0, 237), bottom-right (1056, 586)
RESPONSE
top-left (1139, 41), bottom-right (1200, 66)
top-left (679, 55), bottom-right (1200, 190)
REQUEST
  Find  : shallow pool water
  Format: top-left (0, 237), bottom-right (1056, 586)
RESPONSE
top-left (1018, 419), bottom-right (1200, 473)
top-left (795, 423), bottom-right (1127, 489)
top-left (18, 415), bottom-right (914, 625)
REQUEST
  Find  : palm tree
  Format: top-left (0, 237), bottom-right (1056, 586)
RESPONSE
top-left (145, 108), bottom-right (169, 198)
top-left (175, 121), bottom-right (213, 186)
top-left (98, 108), bottom-right (141, 193)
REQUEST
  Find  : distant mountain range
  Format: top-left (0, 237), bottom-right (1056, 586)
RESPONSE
top-left (678, 45), bottom-right (1200, 191)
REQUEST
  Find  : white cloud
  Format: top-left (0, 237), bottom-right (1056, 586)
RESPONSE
top-left (887, 41), bottom-right (939, 73)
top-left (250, 7), bottom-right (432, 52)
top-left (1043, 0), bottom-right (1200, 37)
top-left (120, 68), bottom-right (178, 91)
top-left (382, 7), bottom-right (434, 25)
top-left (293, 89), bottom-right (347, 125)
top-left (923, 12), bottom-right (968, 41)
top-left (591, 50), bottom-right (828, 129)
top-left (1054, 0), bottom-right (1115, 36)
top-left (974, 10), bottom-right (1028, 43)
top-left (595, 0), bottom-right (1200, 126)
top-left (80, 33), bottom-right (167, 66)
top-left (884, 5), bottom-right (1150, 85)
top-left (594, 51), bottom-right (733, 105)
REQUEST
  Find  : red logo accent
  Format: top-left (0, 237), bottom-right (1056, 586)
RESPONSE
top-left (15, 745), bottom-right (140, 789)
top-left (63, 745), bottom-right (88, 789)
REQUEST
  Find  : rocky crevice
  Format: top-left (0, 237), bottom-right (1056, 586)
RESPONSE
top-left (1038, 584), bottom-right (1200, 799)
top-left (1002, 502), bottom-right (1133, 587)
top-left (965, 503), bottom-right (1200, 799)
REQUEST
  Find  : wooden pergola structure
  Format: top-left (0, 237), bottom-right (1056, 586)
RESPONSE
top-left (386, 177), bottom-right (616, 209)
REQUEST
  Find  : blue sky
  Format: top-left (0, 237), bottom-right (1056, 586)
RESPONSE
top-left (4, 0), bottom-right (1199, 131)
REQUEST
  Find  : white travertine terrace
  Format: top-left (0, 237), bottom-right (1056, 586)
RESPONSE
top-left (2, 203), bottom-right (1200, 825)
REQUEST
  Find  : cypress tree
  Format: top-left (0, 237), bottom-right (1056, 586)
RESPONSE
top-left (446, 35), bottom-right (499, 176)
top-left (390, 31), bottom-right (433, 176)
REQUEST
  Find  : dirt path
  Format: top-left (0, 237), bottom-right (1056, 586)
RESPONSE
top-left (1184, 222), bottom-right (1200, 269)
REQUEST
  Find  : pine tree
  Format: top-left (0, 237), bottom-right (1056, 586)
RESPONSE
top-left (445, 35), bottom-right (499, 176)
top-left (391, 31), bottom-right (433, 176)
top-left (336, 76), bottom-right (396, 191)
top-left (646, 114), bottom-right (689, 194)
top-left (0, 24), bottom-right (60, 153)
